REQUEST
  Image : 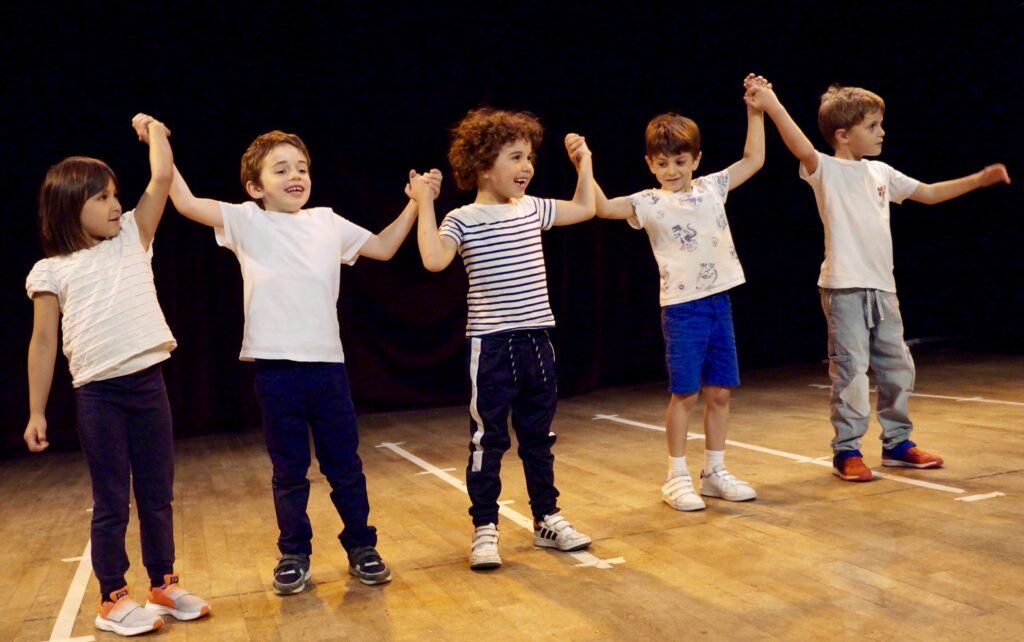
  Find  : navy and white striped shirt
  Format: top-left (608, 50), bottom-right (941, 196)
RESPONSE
top-left (439, 195), bottom-right (557, 337)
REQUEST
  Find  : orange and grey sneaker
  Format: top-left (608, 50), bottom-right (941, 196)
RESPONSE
top-left (882, 441), bottom-right (944, 468)
top-left (96, 587), bottom-right (163, 636)
top-left (832, 451), bottom-right (875, 482)
top-left (144, 574), bottom-right (211, 621)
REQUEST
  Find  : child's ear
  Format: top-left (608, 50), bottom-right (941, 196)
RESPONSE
top-left (692, 152), bottom-right (702, 169)
top-left (645, 155), bottom-right (656, 173)
top-left (245, 180), bottom-right (264, 200)
top-left (833, 128), bottom-right (848, 145)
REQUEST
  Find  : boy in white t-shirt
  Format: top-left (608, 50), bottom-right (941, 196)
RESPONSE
top-left (593, 74), bottom-right (769, 512)
top-left (170, 130), bottom-right (440, 592)
top-left (748, 82), bottom-right (1010, 481)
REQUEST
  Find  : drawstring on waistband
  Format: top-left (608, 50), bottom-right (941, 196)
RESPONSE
top-left (864, 290), bottom-right (886, 329)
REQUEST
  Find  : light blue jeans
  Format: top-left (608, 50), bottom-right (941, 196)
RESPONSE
top-left (820, 288), bottom-right (915, 453)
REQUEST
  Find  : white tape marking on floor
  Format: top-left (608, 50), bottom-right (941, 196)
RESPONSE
top-left (806, 384), bottom-right (1024, 407)
top-left (417, 468), bottom-right (455, 476)
top-left (46, 636), bottom-right (95, 642)
top-left (377, 441), bottom-right (622, 569)
top-left (955, 492), bottom-right (1006, 502)
top-left (593, 414), bottom-right (967, 495)
top-left (50, 540), bottom-right (92, 641)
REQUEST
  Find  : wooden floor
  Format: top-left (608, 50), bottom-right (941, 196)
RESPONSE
top-left (3, 349), bottom-right (1023, 641)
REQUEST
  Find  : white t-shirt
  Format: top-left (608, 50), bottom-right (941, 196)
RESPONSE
top-left (439, 195), bottom-right (557, 336)
top-left (25, 211), bottom-right (175, 387)
top-left (216, 201), bottom-right (372, 362)
top-left (628, 170), bottom-right (745, 306)
top-left (800, 151), bottom-right (920, 291)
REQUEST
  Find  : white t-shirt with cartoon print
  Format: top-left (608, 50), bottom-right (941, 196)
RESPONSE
top-left (216, 201), bottom-right (372, 362)
top-left (629, 169), bottom-right (745, 307)
top-left (800, 151), bottom-right (920, 291)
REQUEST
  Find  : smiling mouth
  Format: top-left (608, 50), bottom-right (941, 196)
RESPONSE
top-left (514, 178), bottom-right (529, 187)
top-left (285, 186), bottom-right (305, 194)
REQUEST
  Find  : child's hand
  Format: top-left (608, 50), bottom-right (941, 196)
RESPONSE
top-left (565, 133), bottom-right (591, 167)
top-left (131, 113), bottom-right (171, 144)
top-left (406, 169), bottom-right (443, 202)
top-left (743, 73), bottom-right (778, 112)
top-left (979, 163), bottom-right (1011, 186)
top-left (24, 416), bottom-right (49, 452)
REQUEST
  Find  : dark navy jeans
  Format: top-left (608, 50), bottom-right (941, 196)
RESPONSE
top-left (253, 361), bottom-right (376, 556)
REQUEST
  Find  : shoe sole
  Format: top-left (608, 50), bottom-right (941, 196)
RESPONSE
top-left (95, 614), bottom-right (163, 636)
top-left (700, 489), bottom-right (757, 501)
top-left (533, 537), bottom-right (592, 552)
top-left (470, 559), bottom-right (502, 571)
top-left (273, 568), bottom-right (311, 595)
top-left (832, 468), bottom-right (875, 481)
top-left (144, 602), bottom-right (211, 621)
top-left (663, 496), bottom-right (706, 511)
top-left (349, 566), bottom-right (392, 585)
top-left (881, 459), bottom-right (942, 469)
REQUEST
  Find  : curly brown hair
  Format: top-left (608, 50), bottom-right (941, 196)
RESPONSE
top-left (645, 113), bottom-right (701, 158)
top-left (818, 85), bottom-right (885, 149)
top-left (240, 130), bottom-right (311, 191)
top-left (38, 156), bottom-right (119, 257)
top-left (448, 108), bottom-right (544, 190)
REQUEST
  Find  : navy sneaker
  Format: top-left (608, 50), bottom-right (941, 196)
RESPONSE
top-left (347, 546), bottom-right (392, 585)
top-left (272, 553), bottom-right (311, 595)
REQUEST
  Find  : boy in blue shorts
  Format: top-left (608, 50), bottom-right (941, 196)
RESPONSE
top-left (747, 81), bottom-right (1010, 481)
top-left (170, 131), bottom-right (440, 591)
top-left (410, 107), bottom-right (595, 570)
top-left (593, 74), bottom-right (769, 511)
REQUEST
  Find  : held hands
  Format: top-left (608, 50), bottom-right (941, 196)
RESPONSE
top-left (979, 163), bottom-right (1011, 187)
top-left (406, 168), bottom-right (443, 202)
top-left (564, 133), bottom-right (591, 168)
top-left (24, 416), bottom-right (49, 452)
top-left (743, 73), bottom-right (778, 112)
top-left (131, 113), bottom-right (171, 144)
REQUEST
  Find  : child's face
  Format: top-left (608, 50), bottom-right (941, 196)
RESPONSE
top-left (646, 151), bottom-right (701, 192)
top-left (247, 144), bottom-right (311, 213)
top-left (80, 178), bottom-right (122, 245)
top-left (838, 110), bottom-right (885, 160)
top-left (479, 139), bottom-right (535, 202)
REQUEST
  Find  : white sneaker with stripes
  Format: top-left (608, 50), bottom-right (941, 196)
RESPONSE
top-left (662, 474), bottom-right (706, 511)
top-left (470, 523), bottom-right (502, 570)
top-left (533, 513), bottom-right (592, 552)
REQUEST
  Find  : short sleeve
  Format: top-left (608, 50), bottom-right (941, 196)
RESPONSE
top-left (439, 211), bottom-right (464, 246)
top-left (700, 170), bottom-right (731, 203)
top-left (627, 190), bottom-right (655, 230)
top-left (527, 196), bottom-right (556, 231)
top-left (26, 259), bottom-right (57, 299)
top-left (215, 201), bottom-right (247, 249)
top-left (884, 164), bottom-right (920, 204)
top-left (117, 210), bottom-right (153, 258)
top-left (331, 211), bottom-right (373, 265)
top-left (799, 151), bottom-right (826, 186)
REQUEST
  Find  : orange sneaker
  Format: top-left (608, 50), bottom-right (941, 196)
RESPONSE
top-left (832, 452), bottom-right (875, 482)
top-left (144, 574), bottom-right (211, 621)
top-left (96, 586), bottom-right (163, 637)
top-left (882, 441), bottom-right (944, 468)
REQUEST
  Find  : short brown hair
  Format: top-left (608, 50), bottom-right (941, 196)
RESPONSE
top-left (818, 84), bottom-right (886, 149)
top-left (645, 113), bottom-right (701, 158)
top-left (448, 108), bottom-right (544, 191)
top-left (240, 130), bottom-right (311, 191)
top-left (38, 156), bottom-right (119, 257)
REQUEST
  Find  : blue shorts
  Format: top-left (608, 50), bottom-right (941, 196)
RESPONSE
top-left (661, 293), bottom-right (740, 394)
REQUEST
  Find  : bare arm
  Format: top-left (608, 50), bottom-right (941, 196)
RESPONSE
top-left (747, 82), bottom-right (819, 176)
top-left (553, 133), bottom-right (597, 226)
top-left (594, 179), bottom-right (637, 220)
top-left (907, 164), bottom-right (1011, 204)
top-left (411, 169), bottom-right (458, 271)
top-left (725, 102), bottom-right (766, 190)
top-left (25, 293), bottom-right (60, 453)
top-left (170, 166), bottom-right (224, 228)
top-left (358, 199), bottom-right (419, 261)
top-left (131, 115), bottom-right (174, 249)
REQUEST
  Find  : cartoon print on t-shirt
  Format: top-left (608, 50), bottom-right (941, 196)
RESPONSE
top-left (695, 262), bottom-right (718, 290)
top-left (672, 223), bottom-right (698, 252)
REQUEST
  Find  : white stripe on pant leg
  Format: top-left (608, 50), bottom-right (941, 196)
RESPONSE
top-left (469, 337), bottom-right (485, 472)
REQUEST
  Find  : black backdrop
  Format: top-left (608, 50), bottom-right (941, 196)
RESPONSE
top-left (3, 3), bottom-right (1021, 456)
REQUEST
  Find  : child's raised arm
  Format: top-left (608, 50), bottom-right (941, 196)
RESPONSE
top-left (725, 74), bottom-right (767, 190)
top-left (170, 166), bottom-right (224, 228)
top-left (747, 81), bottom-right (819, 176)
top-left (359, 169), bottom-right (442, 261)
top-left (131, 114), bottom-right (173, 250)
top-left (412, 169), bottom-right (459, 272)
top-left (907, 164), bottom-right (1011, 205)
top-left (553, 133), bottom-right (596, 226)
top-left (24, 293), bottom-right (60, 452)
top-left (594, 179), bottom-right (637, 220)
